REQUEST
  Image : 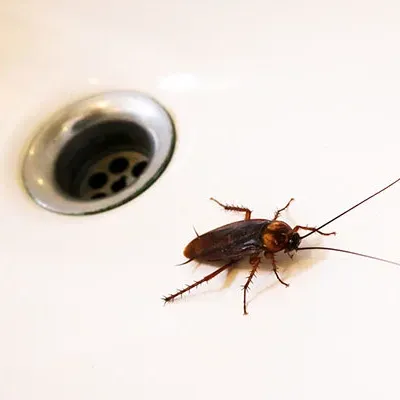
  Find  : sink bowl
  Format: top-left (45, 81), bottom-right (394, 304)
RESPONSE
top-left (2, 2), bottom-right (400, 399)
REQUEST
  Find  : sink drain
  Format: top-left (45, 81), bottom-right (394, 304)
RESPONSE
top-left (22, 91), bottom-right (176, 215)
top-left (79, 150), bottom-right (149, 200)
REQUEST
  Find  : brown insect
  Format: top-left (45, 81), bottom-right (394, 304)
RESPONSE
top-left (162, 177), bottom-right (400, 315)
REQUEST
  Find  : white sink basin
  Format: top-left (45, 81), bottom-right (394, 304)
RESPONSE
top-left (2, 2), bottom-right (400, 399)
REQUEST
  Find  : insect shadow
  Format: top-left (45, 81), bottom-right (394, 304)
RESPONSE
top-left (163, 177), bottom-right (400, 315)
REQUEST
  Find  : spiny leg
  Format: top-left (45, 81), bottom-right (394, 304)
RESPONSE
top-left (265, 252), bottom-right (290, 287)
top-left (294, 225), bottom-right (336, 236)
top-left (273, 198), bottom-right (295, 220)
top-left (210, 198), bottom-right (252, 220)
top-left (162, 261), bottom-right (234, 303)
top-left (242, 255), bottom-right (261, 315)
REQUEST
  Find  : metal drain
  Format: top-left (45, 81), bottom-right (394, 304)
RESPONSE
top-left (22, 91), bottom-right (176, 215)
top-left (81, 150), bottom-right (149, 200)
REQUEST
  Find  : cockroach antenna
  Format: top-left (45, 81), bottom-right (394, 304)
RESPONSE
top-left (300, 177), bottom-right (400, 240)
top-left (296, 246), bottom-right (400, 267)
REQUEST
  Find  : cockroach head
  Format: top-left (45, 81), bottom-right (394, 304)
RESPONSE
top-left (286, 232), bottom-right (301, 252)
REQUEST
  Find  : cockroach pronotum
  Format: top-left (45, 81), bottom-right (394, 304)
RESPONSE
top-left (162, 177), bottom-right (400, 315)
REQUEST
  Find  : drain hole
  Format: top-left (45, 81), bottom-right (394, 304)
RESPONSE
top-left (88, 172), bottom-right (108, 189)
top-left (109, 157), bottom-right (129, 174)
top-left (132, 161), bottom-right (148, 178)
top-left (55, 120), bottom-right (153, 199)
top-left (111, 176), bottom-right (127, 193)
top-left (91, 193), bottom-right (107, 199)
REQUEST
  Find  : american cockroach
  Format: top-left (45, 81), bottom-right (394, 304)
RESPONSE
top-left (162, 177), bottom-right (400, 315)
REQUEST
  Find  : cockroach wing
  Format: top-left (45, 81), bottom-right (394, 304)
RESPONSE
top-left (184, 219), bottom-right (270, 262)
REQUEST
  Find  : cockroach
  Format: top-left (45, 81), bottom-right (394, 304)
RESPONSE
top-left (162, 177), bottom-right (400, 315)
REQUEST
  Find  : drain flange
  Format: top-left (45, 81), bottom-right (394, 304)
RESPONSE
top-left (22, 91), bottom-right (176, 215)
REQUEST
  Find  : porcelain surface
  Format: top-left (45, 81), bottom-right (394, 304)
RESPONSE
top-left (1, 1), bottom-right (400, 399)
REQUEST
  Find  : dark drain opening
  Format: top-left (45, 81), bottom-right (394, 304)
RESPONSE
top-left (91, 193), bottom-right (107, 199)
top-left (88, 172), bottom-right (108, 189)
top-left (55, 120), bottom-right (153, 200)
top-left (109, 157), bottom-right (129, 174)
top-left (111, 176), bottom-right (127, 193)
top-left (132, 161), bottom-right (148, 178)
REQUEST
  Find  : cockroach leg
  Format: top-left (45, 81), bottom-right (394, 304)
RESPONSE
top-left (273, 267), bottom-right (289, 287)
top-left (210, 198), bottom-right (252, 220)
top-left (294, 225), bottom-right (336, 236)
top-left (241, 255), bottom-right (261, 315)
top-left (162, 261), bottom-right (235, 303)
top-left (273, 198), bottom-right (295, 220)
top-left (267, 253), bottom-right (290, 287)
